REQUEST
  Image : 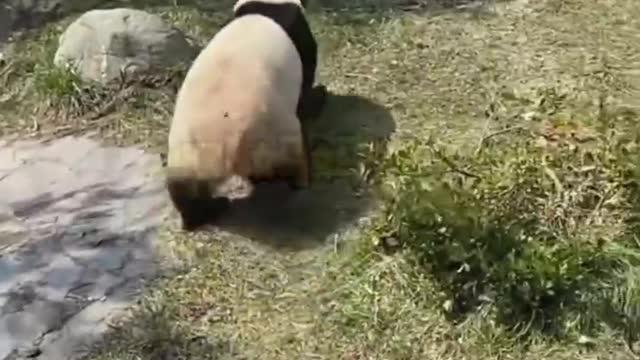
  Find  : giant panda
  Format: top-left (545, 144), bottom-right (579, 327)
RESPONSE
top-left (166, 0), bottom-right (321, 231)
top-left (233, 0), bottom-right (327, 120)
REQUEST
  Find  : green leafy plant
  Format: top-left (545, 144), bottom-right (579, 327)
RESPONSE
top-left (370, 93), bottom-right (640, 340)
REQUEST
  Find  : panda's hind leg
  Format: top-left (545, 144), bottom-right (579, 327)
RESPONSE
top-left (286, 126), bottom-right (312, 190)
top-left (167, 177), bottom-right (230, 231)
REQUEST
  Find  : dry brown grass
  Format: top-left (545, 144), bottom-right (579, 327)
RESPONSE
top-left (2, 0), bottom-right (640, 358)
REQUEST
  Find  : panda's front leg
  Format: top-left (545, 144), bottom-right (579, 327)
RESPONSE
top-left (297, 84), bottom-right (328, 122)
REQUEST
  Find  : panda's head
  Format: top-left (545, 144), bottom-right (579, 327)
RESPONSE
top-left (233, 0), bottom-right (307, 13)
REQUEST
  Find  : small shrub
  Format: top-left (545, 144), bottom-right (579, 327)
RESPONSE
top-left (369, 92), bottom-right (640, 340)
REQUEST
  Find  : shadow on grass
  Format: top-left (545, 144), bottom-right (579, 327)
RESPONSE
top-left (200, 90), bottom-right (396, 251)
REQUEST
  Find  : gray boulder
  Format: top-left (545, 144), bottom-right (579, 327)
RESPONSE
top-left (53, 8), bottom-right (197, 84)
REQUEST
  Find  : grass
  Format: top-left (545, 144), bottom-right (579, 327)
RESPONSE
top-left (2, 0), bottom-right (640, 358)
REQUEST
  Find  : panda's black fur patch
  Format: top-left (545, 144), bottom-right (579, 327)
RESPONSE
top-left (167, 177), bottom-right (231, 231)
top-left (233, 1), bottom-right (320, 120)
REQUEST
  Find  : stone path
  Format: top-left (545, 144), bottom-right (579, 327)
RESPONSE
top-left (0, 135), bottom-right (168, 360)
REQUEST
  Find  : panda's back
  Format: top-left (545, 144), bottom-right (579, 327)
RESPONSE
top-left (168, 14), bottom-right (305, 178)
top-left (174, 15), bottom-right (302, 126)
top-left (184, 16), bottom-right (301, 100)
top-left (211, 15), bottom-right (301, 69)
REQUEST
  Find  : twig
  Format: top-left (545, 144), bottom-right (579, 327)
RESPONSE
top-left (475, 125), bottom-right (525, 155)
top-left (344, 72), bottom-right (378, 81)
top-left (542, 160), bottom-right (564, 196)
top-left (586, 184), bottom-right (618, 225)
top-left (625, 334), bottom-right (639, 359)
top-left (87, 96), bottom-right (119, 120)
top-left (514, 310), bottom-right (536, 340)
top-left (0, 60), bottom-right (15, 80)
top-left (428, 144), bottom-right (481, 179)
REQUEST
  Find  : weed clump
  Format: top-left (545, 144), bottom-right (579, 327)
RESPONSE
top-left (370, 87), bottom-right (640, 342)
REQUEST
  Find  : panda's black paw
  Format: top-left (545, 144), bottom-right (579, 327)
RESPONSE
top-left (299, 85), bottom-right (329, 121)
top-left (181, 217), bottom-right (207, 232)
top-left (179, 197), bottom-right (231, 232)
top-left (308, 85), bottom-right (328, 117)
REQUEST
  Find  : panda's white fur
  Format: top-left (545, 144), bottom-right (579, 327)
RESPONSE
top-left (166, 12), bottom-right (308, 231)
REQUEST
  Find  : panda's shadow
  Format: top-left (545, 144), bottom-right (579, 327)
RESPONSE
top-left (202, 90), bottom-right (396, 251)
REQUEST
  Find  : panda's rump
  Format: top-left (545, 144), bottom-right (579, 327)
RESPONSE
top-left (167, 14), bottom-right (306, 195)
top-left (231, 106), bottom-right (305, 176)
top-left (170, 76), bottom-right (304, 181)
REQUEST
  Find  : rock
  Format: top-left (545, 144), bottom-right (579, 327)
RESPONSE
top-left (53, 8), bottom-right (197, 84)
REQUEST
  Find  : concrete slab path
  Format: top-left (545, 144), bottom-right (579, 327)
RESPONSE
top-left (0, 135), bottom-right (168, 360)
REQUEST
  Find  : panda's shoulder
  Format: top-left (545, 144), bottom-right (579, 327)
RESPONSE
top-left (233, 0), bottom-right (302, 26)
